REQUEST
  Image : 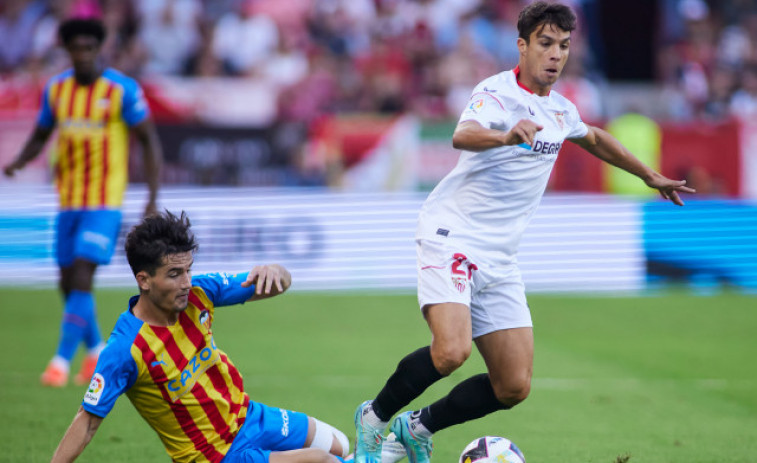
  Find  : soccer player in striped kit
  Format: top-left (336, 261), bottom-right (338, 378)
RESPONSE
top-left (3, 18), bottom-right (162, 387)
top-left (354, 2), bottom-right (696, 462)
top-left (51, 211), bottom-right (369, 463)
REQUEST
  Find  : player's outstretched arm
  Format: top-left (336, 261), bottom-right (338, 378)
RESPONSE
top-left (571, 125), bottom-right (696, 206)
top-left (131, 118), bottom-right (163, 217)
top-left (241, 264), bottom-right (292, 301)
top-left (3, 124), bottom-right (54, 178)
top-left (51, 407), bottom-right (103, 463)
top-left (453, 120), bottom-right (543, 152)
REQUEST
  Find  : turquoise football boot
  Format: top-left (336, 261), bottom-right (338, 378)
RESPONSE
top-left (354, 401), bottom-right (384, 463)
top-left (390, 412), bottom-right (433, 463)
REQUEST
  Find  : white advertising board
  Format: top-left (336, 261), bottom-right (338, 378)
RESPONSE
top-left (0, 186), bottom-right (644, 293)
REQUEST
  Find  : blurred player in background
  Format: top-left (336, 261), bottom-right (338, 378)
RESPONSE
top-left (2, 18), bottom-right (162, 387)
top-left (354, 2), bottom-right (696, 462)
top-left (51, 211), bottom-right (363, 463)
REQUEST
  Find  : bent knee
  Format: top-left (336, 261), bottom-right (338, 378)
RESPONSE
top-left (493, 378), bottom-right (531, 407)
top-left (431, 344), bottom-right (471, 375)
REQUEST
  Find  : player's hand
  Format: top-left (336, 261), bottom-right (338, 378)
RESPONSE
top-left (505, 119), bottom-right (543, 147)
top-left (241, 264), bottom-right (291, 296)
top-left (644, 173), bottom-right (696, 206)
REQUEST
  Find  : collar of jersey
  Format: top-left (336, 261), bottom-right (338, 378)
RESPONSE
top-left (513, 65), bottom-right (551, 97)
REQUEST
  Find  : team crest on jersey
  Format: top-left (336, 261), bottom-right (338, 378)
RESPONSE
top-left (452, 276), bottom-right (467, 293)
top-left (554, 111), bottom-right (565, 130)
top-left (199, 309), bottom-right (210, 330)
top-left (469, 98), bottom-right (485, 113)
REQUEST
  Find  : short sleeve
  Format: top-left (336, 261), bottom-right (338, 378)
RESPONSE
top-left (36, 81), bottom-right (56, 129)
top-left (121, 79), bottom-right (150, 127)
top-left (81, 340), bottom-right (138, 418)
top-left (459, 92), bottom-right (507, 130)
top-left (192, 272), bottom-right (255, 307)
top-left (566, 105), bottom-right (589, 139)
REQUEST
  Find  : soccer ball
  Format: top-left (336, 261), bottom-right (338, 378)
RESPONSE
top-left (459, 436), bottom-right (526, 463)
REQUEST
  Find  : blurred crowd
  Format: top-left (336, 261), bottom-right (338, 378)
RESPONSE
top-left (658, 0), bottom-right (757, 121)
top-left (1, 0), bottom-right (757, 122)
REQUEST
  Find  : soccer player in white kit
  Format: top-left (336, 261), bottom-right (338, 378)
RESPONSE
top-left (354, 2), bottom-right (696, 463)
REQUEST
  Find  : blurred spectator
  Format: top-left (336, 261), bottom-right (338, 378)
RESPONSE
top-left (730, 64), bottom-right (757, 119)
top-left (703, 64), bottom-right (738, 120)
top-left (183, 20), bottom-right (222, 77)
top-left (354, 33), bottom-right (413, 113)
top-left (260, 26), bottom-right (309, 88)
top-left (28, 0), bottom-right (71, 73)
top-left (277, 51), bottom-right (341, 123)
top-left (717, 24), bottom-right (752, 68)
top-left (490, 0), bottom-right (521, 68)
top-left (0, 0), bottom-right (46, 73)
top-left (3, 0), bottom-right (757, 124)
top-left (213, 0), bottom-right (279, 76)
top-left (136, 0), bottom-right (202, 76)
top-left (437, 30), bottom-right (497, 117)
top-left (101, 0), bottom-right (142, 77)
top-left (394, 0), bottom-right (478, 52)
top-left (250, 0), bottom-right (312, 30)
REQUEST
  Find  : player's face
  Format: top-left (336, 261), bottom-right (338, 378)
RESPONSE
top-left (144, 252), bottom-right (194, 315)
top-left (517, 23), bottom-right (571, 94)
top-left (65, 35), bottom-right (101, 78)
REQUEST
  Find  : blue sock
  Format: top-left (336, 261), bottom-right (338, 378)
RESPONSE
top-left (56, 290), bottom-right (94, 361)
top-left (83, 296), bottom-right (102, 351)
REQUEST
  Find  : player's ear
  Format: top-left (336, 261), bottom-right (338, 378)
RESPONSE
top-left (135, 271), bottom-right (151, 291)
top-left (517, 37), bottom-right (528, 55)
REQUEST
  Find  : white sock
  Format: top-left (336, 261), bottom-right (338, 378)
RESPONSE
top-left (363, 401), bottom-right (388, 429)
top-left (408, 412), bottom-right (433, 439)
top-left (50, 356), bottom-right (70, 373)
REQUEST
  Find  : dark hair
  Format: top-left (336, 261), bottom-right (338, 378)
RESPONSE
top-left (517, 2), bottom-right (577, 42)
top-left (125, 211), bottom-right (199, 276)
top-left (58, 18), bottom-right (106, 46)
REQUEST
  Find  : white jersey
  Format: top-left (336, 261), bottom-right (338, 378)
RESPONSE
top-left (416, 67), bottom-right (589, 265)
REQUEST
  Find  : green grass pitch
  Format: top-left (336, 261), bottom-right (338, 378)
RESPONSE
top-left (1, 288), bottom-right (755, 462)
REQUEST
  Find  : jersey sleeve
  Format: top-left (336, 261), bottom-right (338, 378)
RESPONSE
top-left (120, 78), bottom-right (150, 127)
top-left (81, 339), bottom-right (138, 418)
top-left (192, 272), bottom-right (256, 307)
top-left (458, 91), bottom-right (508, 130)
top-left (36, 80), bottom-right (56, 129)
top-left (566, 104), bottom-right (589, 139)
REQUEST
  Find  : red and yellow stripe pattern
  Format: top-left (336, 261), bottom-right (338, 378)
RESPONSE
top-left (47, 75), bottom-right (129, 209)
top-left (126, 288), bottom-right (249, 463)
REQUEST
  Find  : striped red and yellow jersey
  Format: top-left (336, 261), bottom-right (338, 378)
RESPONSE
top-left (82, 272), bottom-right (257, 462)
top-left (37, 68), bottom-right (150, 210)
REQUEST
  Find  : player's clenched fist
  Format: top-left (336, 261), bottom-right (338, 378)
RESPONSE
top-left (505, 119), bottom-right (543, 147)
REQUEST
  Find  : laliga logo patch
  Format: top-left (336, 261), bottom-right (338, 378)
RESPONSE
top-left (84, 373), bottom-right (105, 406)
top-left (469, 98), bottom-right (485, 113)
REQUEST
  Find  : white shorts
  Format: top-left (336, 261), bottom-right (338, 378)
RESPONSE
top-left (416, 239), bottom-right (532, 338)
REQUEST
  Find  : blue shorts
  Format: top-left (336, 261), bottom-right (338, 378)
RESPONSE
top-left (222, 401), bottom-right (309, 463)
top-left (56, 210), bottom-right (122, 267)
